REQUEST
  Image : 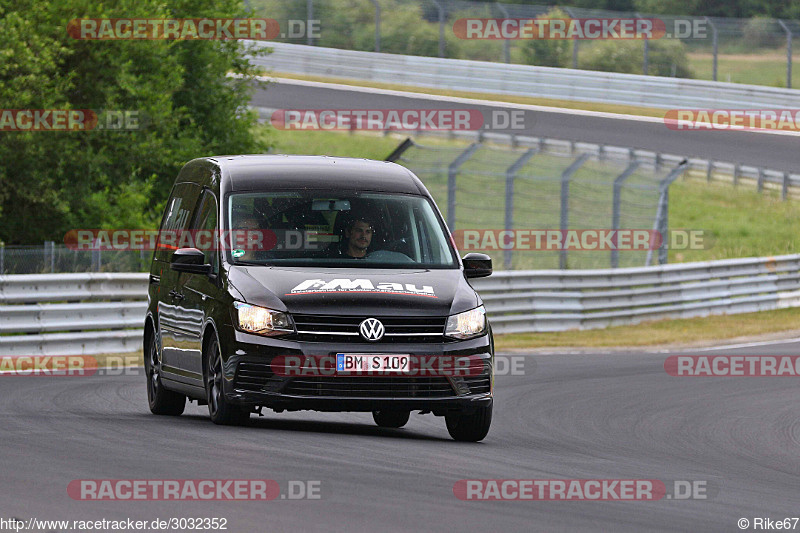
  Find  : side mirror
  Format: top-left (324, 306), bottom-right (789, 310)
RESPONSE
top-left (170, 248), bottom-right (212, 275)
top-left (463, 252), bottom-right (492, 279)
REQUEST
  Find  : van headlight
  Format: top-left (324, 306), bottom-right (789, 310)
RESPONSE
top-left (233, 302), bottom-right (294, 337)
top-left (445, 306), bottom-right (487, 340)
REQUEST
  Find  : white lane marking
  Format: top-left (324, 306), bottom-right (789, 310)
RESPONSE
top-left (678, 337), bottom-right (800, 352)
top-left (262, 76), bottom-right (800, 138)
top-left (500, 336), bottom-right (800, 356)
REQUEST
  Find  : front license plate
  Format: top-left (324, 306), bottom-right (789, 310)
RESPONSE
top-left (336, 353), bottom-right (410, 374)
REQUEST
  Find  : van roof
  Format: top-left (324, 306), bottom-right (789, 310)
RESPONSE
top-left (204, 155), bottom-right (426, 194)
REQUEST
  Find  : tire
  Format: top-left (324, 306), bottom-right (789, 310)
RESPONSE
top-left (445, 405), bottom-right (492, 442)
top-left (372, 410), bottom-right (411, 428)
top-left (204, 336), bottom-right (249, 426)
top-left (145, 330), bottom-right (186, 416)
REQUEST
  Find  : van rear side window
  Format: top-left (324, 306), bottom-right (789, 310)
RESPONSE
top-left (156, 183), bottom-right (201, 260)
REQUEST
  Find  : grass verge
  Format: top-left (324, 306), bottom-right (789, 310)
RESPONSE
top-left (92, 352), bottom-right (143, 367)
top-left (687, 51), bottom-right (799, 87)
top-left (495, 307), bottom-right (800, 350)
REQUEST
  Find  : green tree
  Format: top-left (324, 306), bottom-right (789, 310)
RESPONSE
top-left (0, 0), bottom-right (269, 244)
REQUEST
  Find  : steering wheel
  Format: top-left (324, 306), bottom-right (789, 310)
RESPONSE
top-left (382, 237), bottom-right (409, 253)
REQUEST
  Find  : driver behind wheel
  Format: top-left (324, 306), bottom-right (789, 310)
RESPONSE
top-left (340, 216), bottom-right (375, 259)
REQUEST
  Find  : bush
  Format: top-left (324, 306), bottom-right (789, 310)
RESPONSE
top-left (743, 16), bottom-right (784, 49)
top-left (520, 8), bottom-right (572, 68)
top-left (367, 5), bottom-right (460, 58)
top-left (579, 39), bottom-right (693, 78)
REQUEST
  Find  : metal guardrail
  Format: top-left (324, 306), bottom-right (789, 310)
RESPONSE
top-left (3, 257), bottom-right (800, 352)
top-left (0, 273), bottom-right (148, 356)
top-left (473, 254), bottom-right (800, 334)
top-left (250, 41), bottom-right (800, 109)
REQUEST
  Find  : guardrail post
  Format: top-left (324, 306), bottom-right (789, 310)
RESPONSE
top-left (637, 14), bottom-right (649, 75)
top-left (572, 39), bottom-right (579, 69)
top-left (706, 160), bottom-right (714, 182)
top-left (92, 239), bottom-right (101, 272)
top-left (447, 143), bottom-right (481, 230)
top-left (306, 0), bottom-right (314, 46)
top-left (559, 153), bottom-right (591, 269)
top-left (646, 160), bottom-right (688, 266)
top-left (370, 0), bottom-right (380, 52)
top-left (643, 39), bottom-right (649, 75)
top-left (611, 161), bottom-right (641, 268)
top-left (733, 163), bottom-right (740, 187)
top-left (778, 20), bottom-right (792, 88)
top-left (757, 167), bottom-right (765, 193)
top-left (504, 148), bottom-right (538, 269)
top-left (430, 0), bottom-right (446, 58)
top-left (782, 171), bottom-right (789, 200)
top-left (496, 3), bottom-right (511, 63)
top-left (562, 7), bottom-right (579, 69)
top-left (48, 241), bottom-right (55, 273)
top-left (705, 17), bottom-right (718, 81)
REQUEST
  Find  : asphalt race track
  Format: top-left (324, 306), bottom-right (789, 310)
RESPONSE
top-left (2, 342), bottom-right (799, 532)
top-left (3, 83), bottom-right (798, 533)
top-left (253, 79), bottom-right (800, 172)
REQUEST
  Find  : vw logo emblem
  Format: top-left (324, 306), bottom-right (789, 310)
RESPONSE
top-left (359, 318), bottom-right (385, 341)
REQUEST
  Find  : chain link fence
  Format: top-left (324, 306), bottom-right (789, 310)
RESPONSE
top-left (250, 0), bottom-right (800, 87)
top-left (0, 243), bottom-right (152, 275)
top-left (1, 139), bottom-right (680, 273)
top-left (388, 136), bottom-right (686, 270)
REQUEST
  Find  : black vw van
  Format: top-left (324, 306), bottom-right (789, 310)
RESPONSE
top-left (144, 155), bottom-right (494, 441)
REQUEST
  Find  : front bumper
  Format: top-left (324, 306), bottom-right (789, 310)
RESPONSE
top-left (220, 328), bottom-right (494, 414)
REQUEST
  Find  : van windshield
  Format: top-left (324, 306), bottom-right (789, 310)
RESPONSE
top-left (227, 191), bottom-right (458, 268)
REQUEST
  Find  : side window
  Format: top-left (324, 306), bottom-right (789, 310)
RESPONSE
top-left (192, 190), bottom-right (219, 273)
top-left (156, 183), bottom-right (201, 262)
top-left (413, 204), bottom-right (448, 264)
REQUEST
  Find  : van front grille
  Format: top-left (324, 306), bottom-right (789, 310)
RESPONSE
top-left (292, 314), bottom-right (448, 343)
top-left (233, 362), bottom-right (274, 392)
top-left (281, 376), bottom-right (456, 398)
top-left (462, 375), bottom-right (491, 395)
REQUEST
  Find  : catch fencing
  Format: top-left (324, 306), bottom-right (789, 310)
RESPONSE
top-left (250, 0), bottom-right (800, 87)
top-left (5, 127), bottom-right (799, 275)
top-left (0, 243), bottom-right (152, 276)
top-left (387, 135), bottom-right (685, 270)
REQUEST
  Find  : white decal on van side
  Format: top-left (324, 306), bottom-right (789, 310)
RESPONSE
top-left (288, 279), bottom-right (436, 297)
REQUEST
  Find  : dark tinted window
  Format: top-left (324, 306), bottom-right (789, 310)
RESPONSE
top-left (155, 182), bottom-right (201, 262)
top-left (191, 190), bottom-right (219, 273)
